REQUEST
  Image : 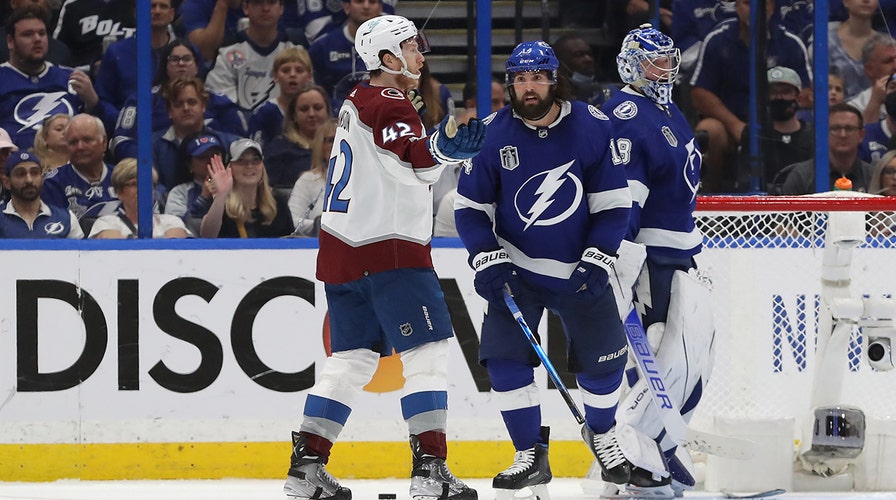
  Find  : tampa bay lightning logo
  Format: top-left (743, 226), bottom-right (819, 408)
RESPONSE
top-left (515, 160), bottom-right (582, 230)
top-left (14, 92), bottom-right (74, 134)
top-left (683, 137), bottom-right (701, 202)
top-left (43, 221), bottom-right (65, 236)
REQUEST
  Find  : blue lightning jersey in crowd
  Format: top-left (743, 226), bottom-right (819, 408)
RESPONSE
top-left (455, 100), bottom-right (631, 292)
top-left (605, 87), bottom-right (703, 261)
top-left (0, 62), bottom-right (83, 151)
top-left (42, 163), bottom-right (117, 219)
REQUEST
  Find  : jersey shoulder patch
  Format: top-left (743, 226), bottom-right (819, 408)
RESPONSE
top-left (612, 100), bottom-right (638, 120)
top-left (587, 104), bottom-right (609, 120)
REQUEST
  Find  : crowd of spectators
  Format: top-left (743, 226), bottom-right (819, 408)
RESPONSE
top-left (4, 0), bottom-right (896, 240)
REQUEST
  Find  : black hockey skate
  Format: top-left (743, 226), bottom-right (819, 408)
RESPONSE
top-left (284, 431), bottom-right (351, 500)
top-left (581, 424), bottom-right (631, 485)
top-left (493, 426), bottom-right (552, 500)
top-left (409, 434), bottom-right (478, 499)
top-left (599, 466), bottom-right (675, 499)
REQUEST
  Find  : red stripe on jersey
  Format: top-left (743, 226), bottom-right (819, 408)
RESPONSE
top-left (316, 229), bottom-right (435, 284)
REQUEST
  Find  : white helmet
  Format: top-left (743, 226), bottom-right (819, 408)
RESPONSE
top-left (355, 15), bottom-right (427, 79)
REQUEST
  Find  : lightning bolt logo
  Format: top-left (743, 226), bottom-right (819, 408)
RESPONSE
top-left (516, 160), bottom-right (583, 230)
top-left (14, 92), bottom-right (73, 134)
top-left (682, 138), bottom-right (701, 203)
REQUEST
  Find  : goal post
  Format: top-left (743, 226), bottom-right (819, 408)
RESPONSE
top-left (688, 193), bottom-right (896, 492)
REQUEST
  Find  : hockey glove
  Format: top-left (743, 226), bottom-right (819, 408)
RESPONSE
top-left (428, 115), bottom-right (487, 163)
top-left (408, 89), bottom-right (426, 117)
top-left (472, 248), bottom-right (519, 303)
top-left (567, 247), bottom-right (615, 297)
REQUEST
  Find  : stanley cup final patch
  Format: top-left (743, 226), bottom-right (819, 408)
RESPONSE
top-left (662, 126), bottom-right (678, 147)
top-left (500, 145), bottom-right (520, 170)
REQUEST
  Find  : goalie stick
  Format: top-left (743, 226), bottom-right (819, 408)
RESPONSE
top-left (503, 285), bottom-right (586, 425)
top-left (623, 308), bottom-right (755, 460)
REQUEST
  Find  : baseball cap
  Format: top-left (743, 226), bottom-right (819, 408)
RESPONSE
top-left (187, 134), bottom-right (224, 157)
top-left (0, 127), bottom-right (19, 152)
top-left (229, 138), bottom-right (263, 162)
top-left (767, 66), bottom-right (801, 91)
top-left (5, 151), bottom-right (42, 175)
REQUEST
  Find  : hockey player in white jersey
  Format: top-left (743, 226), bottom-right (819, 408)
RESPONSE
top-left (283, 15), bottom-right (485, 500)
top-left (592, 24), bottom-right (715, 499)
top-left (455, 40), bottom-right (634, 500)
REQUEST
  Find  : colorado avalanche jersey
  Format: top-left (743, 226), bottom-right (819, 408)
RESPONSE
top-left (205, 32), bottom-right (296, 113)
top-left (455, 101), bottom-right (632, 291)
top-left (605, 87), bottom-right (703, 260)
top-left (0, 200), bottom-right (83, 238)
top-left (42, 163), bottom-right (117, 218)
top-left (317, 83), bottom-right (446, 284)
top-left (0, 62), bottom-right (83, 150)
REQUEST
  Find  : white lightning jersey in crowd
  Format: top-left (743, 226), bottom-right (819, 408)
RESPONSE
top-left (205, 32), bottom-right (296, 113)
top-left (317, 82), bottom-right (447, 284)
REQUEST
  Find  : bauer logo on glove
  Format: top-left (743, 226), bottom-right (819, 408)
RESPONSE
top-left (428, 115), bottom-right (487, 163)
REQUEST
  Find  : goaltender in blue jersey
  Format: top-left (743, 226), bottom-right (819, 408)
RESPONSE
top-left (583, 24), bottom-right (715, 499)
top-left (455, 41), bottom-right (634, 500)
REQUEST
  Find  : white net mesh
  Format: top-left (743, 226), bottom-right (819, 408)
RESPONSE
top-left (688, 195), bottom-right (896, 436)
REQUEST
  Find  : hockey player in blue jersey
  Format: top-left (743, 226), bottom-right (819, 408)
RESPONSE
top-left (454, 40), bottom-right (633, 500)
top-left (588, 24), bottom-right (715, 499)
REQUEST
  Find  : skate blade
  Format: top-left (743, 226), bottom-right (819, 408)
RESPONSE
top-left (600, 482), bottom-right (675, 499)
top-left (494, 483), bottom-right (550, 500)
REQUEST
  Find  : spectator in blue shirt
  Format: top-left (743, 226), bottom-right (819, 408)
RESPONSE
top-left (0, 151), bottom-right (83, 238)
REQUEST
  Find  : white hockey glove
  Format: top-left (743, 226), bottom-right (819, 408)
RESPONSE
top-left (428, 115), bottom-right (487, 163)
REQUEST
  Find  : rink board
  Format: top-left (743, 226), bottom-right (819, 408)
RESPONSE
top-left (0, 240), bottom-right (892, 480)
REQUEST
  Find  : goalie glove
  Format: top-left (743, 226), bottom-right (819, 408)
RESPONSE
top-left (428, 115), bottom-right (487, 163)
top-left (407, 89), bottom-right (426, 117)
top-left (471, 248), bottom-right (519, 303)
top-left (568, 247), bottom-right (616, 297)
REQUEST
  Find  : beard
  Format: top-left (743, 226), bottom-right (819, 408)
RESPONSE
top-left (11, 184), bottom-right (39, 202)
top-left (510, 87), bottom-right (555, 121)
top-left (396, 72), bottom-right (420, 93)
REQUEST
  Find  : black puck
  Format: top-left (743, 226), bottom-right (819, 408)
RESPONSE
top-left (377, 494), bottom-right (397, 500)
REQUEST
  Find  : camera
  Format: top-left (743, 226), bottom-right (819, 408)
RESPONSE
top-left (867, 336), bottom-right (893, 371)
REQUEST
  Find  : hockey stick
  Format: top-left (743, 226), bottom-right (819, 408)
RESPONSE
top-left (503, 285), bottom-right (586, 425)
top-left (721, 489), bottom-right (786, 499)
top-left (623, 308), bottom-right (756, 459)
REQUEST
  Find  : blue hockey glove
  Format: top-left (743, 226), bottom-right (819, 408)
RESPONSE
top-left (472, 248), bottom-right (519, 303)
top-left (568, 247), bottom-right (615, 297)
top-left (408, 89), bottom-right (426, 117)
top-left (428, 115), bottom-right (487, 163)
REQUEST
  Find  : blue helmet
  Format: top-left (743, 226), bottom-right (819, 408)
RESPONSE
top-left (506, 41), bottom-right (559, 83)
top-left (617, 24), bottom-right (680, 105)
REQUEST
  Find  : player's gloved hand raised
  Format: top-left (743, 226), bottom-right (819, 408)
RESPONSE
top-left (567, 247), bottom-right (616, 297)
top-left (471, 248), bottom-right (519, 302)
top-left (428, 115), bottom-right (487, 163)
top-left (408, 89), bottom-right (426, 117)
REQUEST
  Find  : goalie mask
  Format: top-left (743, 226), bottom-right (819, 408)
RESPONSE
top-left (617, 23), bottom-right (680, 105)
top-left (355, 15), bottom-right (430, 80)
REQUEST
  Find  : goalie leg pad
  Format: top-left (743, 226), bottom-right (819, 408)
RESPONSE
top-left (610, 240), bottom-right (648, 321)
top-left (617, 269), bottom-right (715, 445)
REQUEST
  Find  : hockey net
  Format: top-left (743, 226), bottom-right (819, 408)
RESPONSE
top-left (689, 193), bottom-right (896, 440)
